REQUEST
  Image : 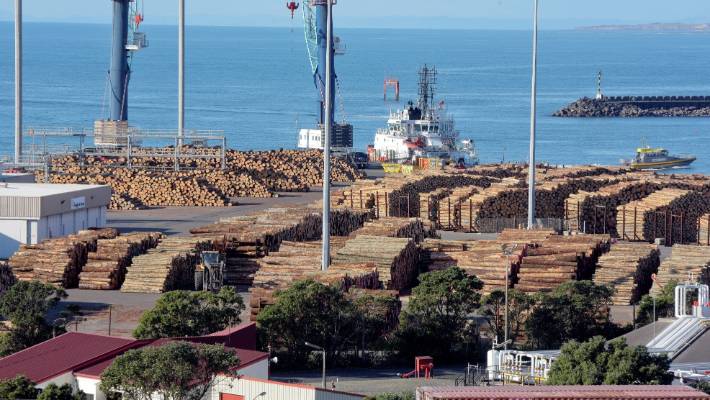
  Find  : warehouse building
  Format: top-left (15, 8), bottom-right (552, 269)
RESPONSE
top-left (0, 183), bottom-right (111, 258)
top-left (416, 386), bottom-right (709, 400)
top-left (0, 172), bottom-right (35, 183)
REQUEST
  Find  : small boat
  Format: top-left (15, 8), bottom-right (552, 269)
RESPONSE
top-left (623, 146), bottom-right (696, 170)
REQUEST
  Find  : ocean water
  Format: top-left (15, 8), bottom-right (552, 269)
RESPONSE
top-left (1, 23), bottom-right (710, 172)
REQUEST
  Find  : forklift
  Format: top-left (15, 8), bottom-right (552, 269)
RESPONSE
top-left (194, 251), bottom-right (225, 292)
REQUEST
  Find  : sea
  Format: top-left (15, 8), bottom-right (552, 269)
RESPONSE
top-left (2, 23), bottom-right (710, 172)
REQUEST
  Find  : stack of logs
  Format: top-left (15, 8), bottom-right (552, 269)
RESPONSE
top-left (617, 188), bottom-right (710, 244)
top-left (421, 239), bottom-right (527, 295)
top-left (514, 234), bottom-right (611, 294)
top-left (350, 217), bottom-right (433, 243)
top-left (332, 236), bottom-right (420, 291)
top-left (42, 149), bottom-right (364, 210)
top-left (594, 243), bottom-right (660, 305)
top-left (78, 232), bottom-right (163, 290)
top-left (387, 175), bottom-right (492, 218)
top-left (121, 237), bottom-right (214, 293)
top-left (9, 228), bottom-right (119, 288)
top-left (651, 245), bottom-right (710, 295)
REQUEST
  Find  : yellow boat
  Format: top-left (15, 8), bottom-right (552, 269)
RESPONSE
top-left (626, 146), bottom-right (696, 170)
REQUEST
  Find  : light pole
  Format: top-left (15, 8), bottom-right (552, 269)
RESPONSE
top-left (178, 0), bottom-right (185, 147)
top-left (305, 341), bottom-right (326, 389)
top-left (14, 0), bottom-right (22, 164)
top-left (321, 0), bottom-right (334, 271)
top-left (527, 0), bottom-right (539, 230)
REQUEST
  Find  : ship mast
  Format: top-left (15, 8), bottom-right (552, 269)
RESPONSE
top-left (418, 65), bottom-right (437, 117)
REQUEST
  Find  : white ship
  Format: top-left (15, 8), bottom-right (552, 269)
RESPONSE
top-left (372, 65), bottom-right (479, 167)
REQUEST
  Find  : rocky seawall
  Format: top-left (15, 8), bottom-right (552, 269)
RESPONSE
top-left (554, 97), bottom-right (710, 117)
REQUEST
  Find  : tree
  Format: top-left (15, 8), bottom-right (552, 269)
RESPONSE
top-left (0, 281), bottom-right (67, 356)
top-left (525, 281), bottom-right (619, 349)
top-left (547, 336), bottom-right (673, 385)
top-left (100, 342), bottom-right (239, 400)
top-left (636, 280), bottom-right (678, 326)
top-left (133, 287), bottom-right (244, 339)
top-left (37, 384), bottom-right (83, 400)
top-left (692, 381), bottom-right (710, 395)
top-left (480, 289), bottom-right (533, 346)
top-left (397, 267), bottom-right (483, 360)
top-left (257, 280), bottom-right (360, 365)
top-left (0, 375), bottom-right (38, 400)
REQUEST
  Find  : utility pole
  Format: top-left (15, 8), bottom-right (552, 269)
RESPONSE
top-left (321, 0), bottom-right (334, 271)
top-left (14, 0), bottom-right (22, 164)
top-left (178, 0), bottom-right (185, 146)
top-left (527, 0), bottom-right (539, 230)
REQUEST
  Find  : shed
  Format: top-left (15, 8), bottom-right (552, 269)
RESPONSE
top-left (0, 183), bottom-right (111, 258)
top-left (416, 385), bottom-right (710, 400)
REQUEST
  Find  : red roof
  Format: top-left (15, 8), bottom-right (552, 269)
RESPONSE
top-left (0, 333), bottom-right (135, 383)
top-left (0, 323), bottom-right (265, 383)
top-left (417, 386), bottom-right (710, 400)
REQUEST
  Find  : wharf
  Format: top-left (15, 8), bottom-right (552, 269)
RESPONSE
top-left (554, 96), bottom-right (710, 117)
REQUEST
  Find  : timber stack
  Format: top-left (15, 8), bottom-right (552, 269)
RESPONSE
top-left (435, 187), bottom-right (480, 230)
top-left (565, 180), bottom-right (661, 235)
top-left (332, 235), bottom-right (420, 291)
top-left (121, 236), bottom-right (214, 293)
top-left (9, 228), bottom-right (119, 288)
top-left (421, 238), bottom-right (527, 295)
top-left (515, 234), bottom-right (611, 294)
top-left (350, 217), bottom-right (433, 243)
top-left (347, 288), bottom-right (402, 333)
top-left (387, 175), bottom-right (492, 218)
top-left (617, 188), bottom-right (710, 243)
top-left (594, 243), bottom-right (660, 305)
top-left (698, 213), bottom-right (710, 246)
top-left (651, 245), bottom-right (710, 295)
top-left (419, 188), bottom-right (451, 224)
top-left (79, 232), bottom-right (163, 290)
top-left (458, 178), bottom-right (522, 233)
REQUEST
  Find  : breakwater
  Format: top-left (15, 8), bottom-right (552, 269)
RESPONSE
top-left (554, 96), bottom-right (710, 117)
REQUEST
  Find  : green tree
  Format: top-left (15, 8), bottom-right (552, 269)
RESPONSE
top-left (692, 381), bottom-right (710, 395)
top-left (636, 280), bottom-right (678, 326)
top-left (480, 289), bottom-right (533, 346)
top-left (257, 280), bottom-right (360, 365)
top-left (353, 292), bottom-right (401, 350)
top-left (547, 336), bottom-right (673, 385)
top-left (525, 281), bottom-right (617, 349)
top-left (0, 281), bottom-right (67, 356)
top-left (0, 376), bottom-right (38, 400)
top-left (37, 384), bottom-right (83, 400)
top-left (134, 287), bottom-right (244, 339)
top-left (397, 267), bottom-right (483, 360)
top-left (100, 342), bottom-right (239, 400)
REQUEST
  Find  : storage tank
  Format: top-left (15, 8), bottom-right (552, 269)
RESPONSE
top-left (486, 349), bottom-right (500, 381)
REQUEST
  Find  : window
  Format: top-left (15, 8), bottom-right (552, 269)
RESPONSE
top-left (84, 394), bottom-right (95, 400)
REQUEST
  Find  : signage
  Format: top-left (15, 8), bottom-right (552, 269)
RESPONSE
top-left (71, 196), bottom-right (86, 210)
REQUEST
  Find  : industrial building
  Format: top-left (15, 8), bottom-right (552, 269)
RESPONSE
top-left (415, 386), bottom-right (709, 400)
top-left (0, 172), bottom-right (34, 183)
top-left (211, 376), bottom-right (363, 400)
top-left (0, 183), bottom-right (111, 258)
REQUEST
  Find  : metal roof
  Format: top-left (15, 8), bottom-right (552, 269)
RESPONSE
top-left (0, 183), bottom-right (108, 198)
top-left (417, 386), bottom-right (710, 400)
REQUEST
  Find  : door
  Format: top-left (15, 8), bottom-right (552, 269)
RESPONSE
top-left (220, 394), bottom-right (244, 400)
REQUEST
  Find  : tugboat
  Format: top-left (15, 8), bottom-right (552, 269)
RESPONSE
top-left (623, 146), bottom-right (696, 170)
top-left (371, 65), bottom-right (479, 167)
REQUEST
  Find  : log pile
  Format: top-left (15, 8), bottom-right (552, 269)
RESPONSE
top-left (387, 175), bottom-right (492, 218)
top-left (594, 243), bottom-right (661, 305)
top-left (459, 178), bottom-right (522, 232)
top-left (419, 188), bottom-right (451, 223)
top-left (651, 245), bottom-right (710, 295)
top-left (347, 288), bottom-right (402, 332)
top-left (332, 236), bottom-right (419, 291)
top-left (350, 217), bottom-right (432, 243)
top-left (42, 149), bottom-right (364, 209)
top-left (617, 188), bottom-right (710, 243)
top-left (121, 236), bottom-right (214, 293)
top-left (436, 187), bottom-right (480, 230)
top-left (78, 232), bottom-right (163, 290)
top-left (421, 239), bottom-right (526, 295)
top-left (565, 181), bottom-right (661, 235)
top-left (698, 214), bottom-right (710, 246)
top-left (9, 228), bottom-right (119, 288)
top-left (515, 234), bottom-right (611, 294)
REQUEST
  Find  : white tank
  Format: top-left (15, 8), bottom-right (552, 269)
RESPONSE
top-left (487, 349), bottom-right (500, 381)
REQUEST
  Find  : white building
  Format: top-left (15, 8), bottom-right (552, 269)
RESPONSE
top-left (0, 183), bottom-right (111, 258)
top-left (210, 376), bottom-right (363, 400)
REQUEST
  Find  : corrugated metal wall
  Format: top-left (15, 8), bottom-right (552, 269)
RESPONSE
top-left (209, 377), bottom-right (363, 400)
top-left (0, 196), bottom-right (40, 219)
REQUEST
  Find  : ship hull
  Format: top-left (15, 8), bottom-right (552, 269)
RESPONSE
top-left (630, 157), bottom-right (696, 170)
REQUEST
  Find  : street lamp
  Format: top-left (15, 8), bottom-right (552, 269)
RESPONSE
top-left (305, 341), bottom-right (326, 389)
top-left (527, 0), bottom-right (539, 230)
top-left (321, 0), bottom-right (335, 271)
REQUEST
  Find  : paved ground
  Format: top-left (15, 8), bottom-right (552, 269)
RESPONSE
top-left (271, 365), bottom-right (469, 396)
